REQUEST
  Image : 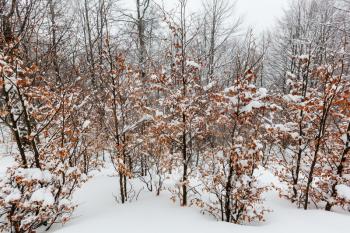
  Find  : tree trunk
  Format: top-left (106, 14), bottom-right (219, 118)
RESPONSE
top-left (224, 157), bottom-right (233, 222)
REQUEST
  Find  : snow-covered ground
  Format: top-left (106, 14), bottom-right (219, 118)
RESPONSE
top-left (41, 166), bottom-right (350, 233)
top-left (1, 139), bottom-right (349, 233)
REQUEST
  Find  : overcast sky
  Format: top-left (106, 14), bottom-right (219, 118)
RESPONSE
top-left (173, 0), bottom-right (290, 30)
top-left (235, 0), bottom-right (289, 31)
top-left (121, 0), bottom-right (290, 32)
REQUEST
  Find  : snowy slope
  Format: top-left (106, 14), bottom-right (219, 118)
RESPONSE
top-left (48, 169), bottom-right (350, 233)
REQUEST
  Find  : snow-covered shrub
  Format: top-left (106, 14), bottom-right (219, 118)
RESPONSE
top-left (197, 70), bottom-right (273, 224)
top-left (272, 56), bottom-right (350, 210)
top-left (0, 44), bottom-right (91, 232)
top-left (266, 0), bottom-right (350, 211)
top-left (143, 15), bottom-right (207, 206)
top-left (0, 164), bottom-right (87, 232)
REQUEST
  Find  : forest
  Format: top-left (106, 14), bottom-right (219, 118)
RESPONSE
top-left (0, 0), bottom-right (349, 232)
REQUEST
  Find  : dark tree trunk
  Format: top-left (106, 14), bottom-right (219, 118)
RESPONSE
top-left (224, 157), bottom-right (233, 222)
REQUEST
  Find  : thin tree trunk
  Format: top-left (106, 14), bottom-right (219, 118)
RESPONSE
top-left (224, 157), bottom-right (233, 222)
top-left (182, 112), bottom-right (187, 206)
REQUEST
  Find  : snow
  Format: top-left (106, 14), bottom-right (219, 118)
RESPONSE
top-left (336, 185), bottom-right (350, 201)
top-left (186, 60), bottom-right (201, 68)
top-left (155, 110), bottom-right (164, 116)
top-left (1, 141), bottom-right (350, 233)
top-left (298, 54), bottom-right (310, 60)
top-left (258, 88), bottom-right (268, 98)
top-left (286, 72), bottom-right (296, 79)
top-left (15, 168), bottom-right (52, 183)
top-left (254, 167), bottom-right (285, 189)
top-left (242, 100), bottom-right (263, 112)
top-left (82, 120), bottom-right (91, 129)
top-left (0, 156), bottom-right (16, 176)
top-left (4, 188), bottom-right (21, 203)
top-left (283, 94), bottom-right (303, 103)
top-left (46, 168), bottom-right (350, 233)
top-left (204, 81), bottom-right (216, 91)
top-left (273, 124), bottom-right (291, 132)
top-left (122, 115), bottom-right (153, 134)
top-left (30, 188), bottom-right (55, 206)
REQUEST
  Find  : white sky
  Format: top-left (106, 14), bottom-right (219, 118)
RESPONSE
top-left (121, 0), bottom-right (290, 32)
top-left (236, 0), bottom-right (289, 31)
